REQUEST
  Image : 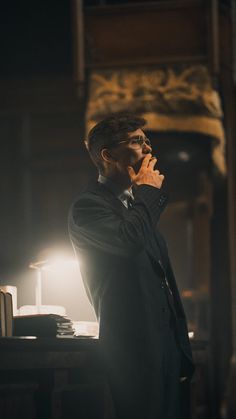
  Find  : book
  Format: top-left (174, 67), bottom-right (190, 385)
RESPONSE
top-left (0, 285), bottom-right (17, 315)
top-left (5, 292), bottom-right (13, 337)
top-left (0, 290), bottom-right (6, 337)
top-left (13, 314), bottom-right (75, 337)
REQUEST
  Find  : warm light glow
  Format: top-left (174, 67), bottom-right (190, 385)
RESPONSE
top-left (178, 150), bottom-right (190, 162)
top-left (41, 258), bottom-right (78, 273)
top-left (29, 252), bottom-right (79, 273)
top-left (182, 289), bottom-right (194, 298)
top-left (25, 247), bottom-right (96, 321)
top-left (73, 321), bottom-right (99, 338)
top-left (188, 331), bottom-right (194, 339)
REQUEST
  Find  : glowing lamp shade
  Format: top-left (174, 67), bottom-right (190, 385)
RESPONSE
top-left (29, 253), bottom-right (78, 314)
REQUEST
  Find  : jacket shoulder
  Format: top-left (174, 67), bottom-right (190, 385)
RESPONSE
top-left (69, 181), bottom-right (123, 222)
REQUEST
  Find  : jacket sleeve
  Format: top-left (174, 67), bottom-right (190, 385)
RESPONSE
top-left (68, 184), bottom-right (168, 257)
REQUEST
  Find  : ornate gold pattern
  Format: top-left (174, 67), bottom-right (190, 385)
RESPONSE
top-left (86, 66), bottom-right (226, 174)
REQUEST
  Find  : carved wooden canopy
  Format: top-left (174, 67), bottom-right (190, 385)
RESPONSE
top-left (86, 65), bottom-right (226, 174)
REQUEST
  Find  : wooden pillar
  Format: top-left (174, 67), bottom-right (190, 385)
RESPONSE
top-left (219, 0), bottom-right (236, 410)
top-left (221, 76), bottom-right (236, 419)
top-left (71, 0), bottom-right (85, 99)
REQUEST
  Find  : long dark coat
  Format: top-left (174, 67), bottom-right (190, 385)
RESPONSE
top-left (68, 181), bottom-right (195, 419)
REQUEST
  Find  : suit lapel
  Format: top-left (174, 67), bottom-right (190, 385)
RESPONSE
top-left (86, 180), bottom-right (127, 215)
top-left (86, 181), bottom-right (167, 275)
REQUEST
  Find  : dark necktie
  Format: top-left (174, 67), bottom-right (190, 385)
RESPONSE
top-left (122, 190), bottom-right (133, 209)
top-left (127, 195), bottom-right (133, 209)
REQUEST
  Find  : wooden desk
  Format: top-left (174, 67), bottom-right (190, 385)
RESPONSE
top-left (0, 336), bottom-right (98, 370)
top-left (0, 337), bottom-right (209, 419)
top-left (0, 337), bottom-right (112, 419)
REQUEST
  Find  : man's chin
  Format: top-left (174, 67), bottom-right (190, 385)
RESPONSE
top-left (132, 157), bottom-right (145, 174)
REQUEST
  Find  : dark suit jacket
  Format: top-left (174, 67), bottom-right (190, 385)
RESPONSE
top-left (68, 180), bottom-right (194, 417)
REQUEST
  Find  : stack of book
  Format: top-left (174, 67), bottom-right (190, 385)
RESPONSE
top-left (0, 289), bottom-right (13, 337)
top-left (13, 313), bottom-right (75, 338)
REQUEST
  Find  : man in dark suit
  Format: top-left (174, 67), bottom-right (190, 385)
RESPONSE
top-left (68, 113), bottom-right (194, 419)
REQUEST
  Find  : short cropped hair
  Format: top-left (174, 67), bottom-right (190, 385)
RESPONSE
top-left (85, 112), bottom-right (146, 171)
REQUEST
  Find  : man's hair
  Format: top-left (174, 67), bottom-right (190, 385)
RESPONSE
top-left (85, 112), bottom-right (146, 171)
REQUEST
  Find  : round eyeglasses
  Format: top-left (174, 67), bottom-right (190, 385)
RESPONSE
top-left (106, 135), bottom-right (152, 150)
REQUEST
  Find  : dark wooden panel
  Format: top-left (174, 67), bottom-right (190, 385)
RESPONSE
top-left (0, 79), bottom-right (79, 113)
top-left (219, 5), bottom-right (233, 71)
top-left (84, 1), bottom-right (207, 67)
top-left (0, 116), bottom-right (25, 271)
top-left (0, 0), bottom-right (72, 77)
top-left (30, 111), bottom-right (84, 155)
top-left (31, 170), bottom-right (89, 244)
top-left (0, 79), bottom-right (87, 274)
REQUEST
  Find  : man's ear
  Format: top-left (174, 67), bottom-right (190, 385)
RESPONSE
top-left (101, 148), bottom-right (116, 164)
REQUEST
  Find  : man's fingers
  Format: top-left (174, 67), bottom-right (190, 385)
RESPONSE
top-left (141, 154), bottom-right (152, 169)
top-left (127, 166), bottom-right (136, 179)
top-left (148, 157), bottom-right (157, 170)
top-left (154, 170), bottom-right (164, 177)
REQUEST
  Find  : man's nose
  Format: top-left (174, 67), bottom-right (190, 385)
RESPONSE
top-left (143, 141), bottom-right (152, 153)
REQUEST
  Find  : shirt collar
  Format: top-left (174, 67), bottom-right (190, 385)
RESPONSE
top-left (98, 174), bottom-right (133, 207)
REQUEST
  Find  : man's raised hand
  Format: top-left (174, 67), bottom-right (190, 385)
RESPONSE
top-left (127, 154), bottom-right (164, 189)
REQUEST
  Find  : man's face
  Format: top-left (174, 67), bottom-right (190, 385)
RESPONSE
top-left (109, 128), bottom-right (152, 175)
